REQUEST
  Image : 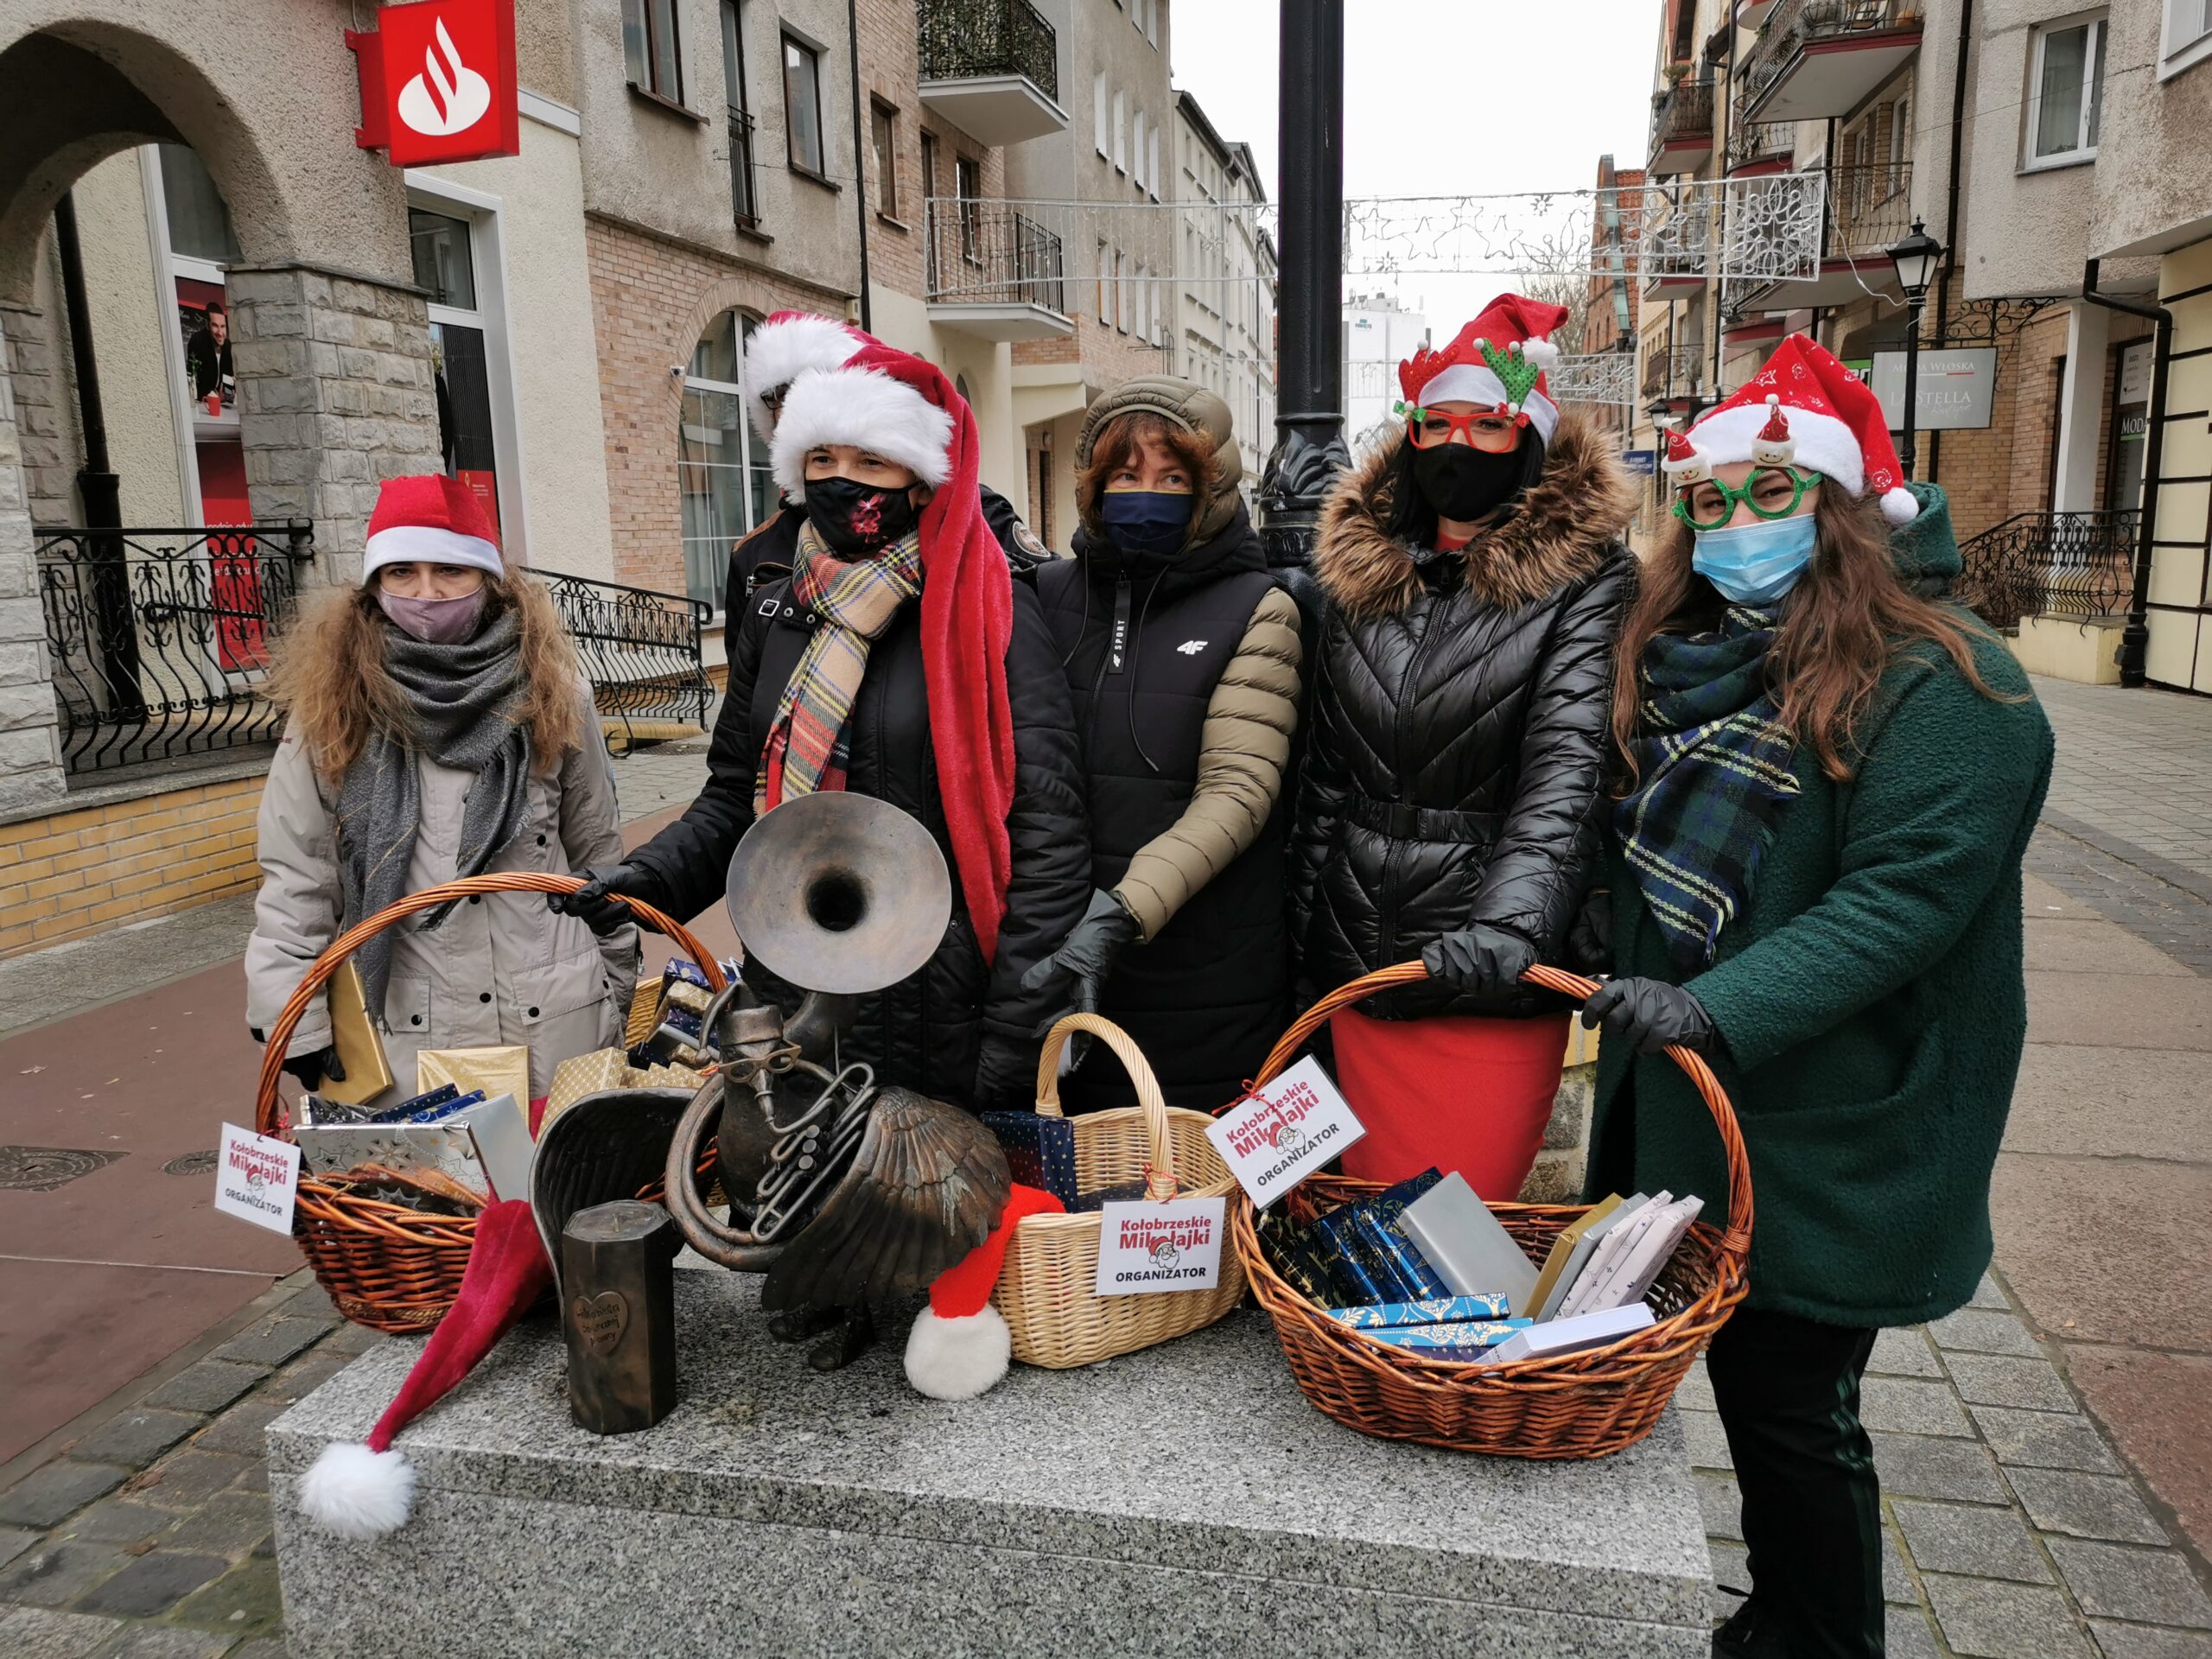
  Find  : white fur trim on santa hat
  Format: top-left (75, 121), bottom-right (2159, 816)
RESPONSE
top-left (1408, 364), bottom-right (1560, 442)
top-left (361, 524), bottom-right (504, 582)
top-left (903, 1304), bottom-right (1012, 1402)
top-left (297, 1440), bottom-right (416, 1539)
top-left (742, 313), bottom-right (865, 441)
top-left (771, 365), bottom-right (955, 498)
top-left (1686, 401), bottom-right (1864, 498)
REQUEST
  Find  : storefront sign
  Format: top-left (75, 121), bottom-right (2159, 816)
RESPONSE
top-left (1093, 1196), bottom-right (1227, 1295)
top-left (349, 0), bottom-right (519, 167)
top-left (2119, 340), bottom-right (2152, 406)
top-left (214, 1122), bottom-right (300, 1236)
top-left (1869, 348), bottom-right (1997, 431)
top-left (1623, 448), bottom-right (1656, 476)
top-left (1207, 1056), bottom-right (1366, 1210)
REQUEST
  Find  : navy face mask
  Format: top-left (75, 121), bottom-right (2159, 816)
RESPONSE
top-left (1098, 490), bottom-right (1193, 560)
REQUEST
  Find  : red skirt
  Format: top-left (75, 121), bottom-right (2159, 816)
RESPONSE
top-left (1329, 1007), bottom-right (1571, 1201)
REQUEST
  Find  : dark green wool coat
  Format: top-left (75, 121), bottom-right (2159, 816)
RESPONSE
top-left (1583, 486), bottom-right (2056, 1330)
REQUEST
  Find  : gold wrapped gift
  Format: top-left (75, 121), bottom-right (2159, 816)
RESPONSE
top-left (542, 1047), bottom-right (708, 1135)
top-left (415, 1046), bottom-right (531, 1110)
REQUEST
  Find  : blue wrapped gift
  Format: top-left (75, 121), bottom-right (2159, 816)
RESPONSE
top-left (981, 1110), bottom-right (1078, 1207)
top-left (1324, 1295), bottom-right (1515, 1330)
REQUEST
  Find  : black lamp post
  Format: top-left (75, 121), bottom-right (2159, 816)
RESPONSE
top-left (1886, 217), bottom-right (1943, 479)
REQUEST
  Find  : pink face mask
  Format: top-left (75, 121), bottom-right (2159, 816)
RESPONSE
top-left (377, 588), bottom-right (486, 645)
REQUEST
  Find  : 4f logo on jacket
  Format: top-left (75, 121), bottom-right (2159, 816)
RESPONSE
top-left (1177, 639), bottom-right (1208, 655)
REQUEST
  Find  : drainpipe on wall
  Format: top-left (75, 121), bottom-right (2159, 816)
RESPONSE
top-left (1929, 0), bottom-right (1974, 484)
top-left (2082, 257), bottom-right (2172, 690)
top-left (846, 0), bottom-right (872, 333)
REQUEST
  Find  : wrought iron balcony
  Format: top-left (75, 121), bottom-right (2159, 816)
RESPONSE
top-left (1959, 511), bottom-right (2139, 630)
top-left (1649, 78), bottom-right (1716, 175)
top-left (917, 0), bottom-right (1067, 147)
top-left (1742, 0), bottom-right (1923, 124)
top-left (1727, 118), bottom-right (1797, 174)
top-left (923, 197), bottom-right (1074, 341)
top-left (1827, 160), bottom-right (1914, 257)
top-left (1641, 344), bottom-right (1708, 400)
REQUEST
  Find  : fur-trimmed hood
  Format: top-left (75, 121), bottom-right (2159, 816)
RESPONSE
top-left (1313, 408), bottom-right (1636, 618)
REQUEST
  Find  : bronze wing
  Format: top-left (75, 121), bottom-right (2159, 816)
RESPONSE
top-left (760, 1087), bottom-right (1011, 1312)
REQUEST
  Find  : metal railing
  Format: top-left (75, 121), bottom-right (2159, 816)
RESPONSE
top-left (36, 524), bottom-right (312, 779)
top-left (1728, 118), bottom-right (1797, 171)
top-left (541, 572), bottom-right (715, 747)
top-left (1641, 343), bottom-right (1707, 399)
top-left (729, 107), bottom-right (760, 230)
top-left (1826, 160), bottom-right (1913, 257)
top-left (923, 198), bottom-right (1069, 315)
top-left (916, 0), bottom-right (1059, 102)
top-left (1958, 511), bottom-right (2139, 629)
top-left (1650, 78), bottom-right (1716, 168)
top-left (1745, 0), bottom-right (1918, 112)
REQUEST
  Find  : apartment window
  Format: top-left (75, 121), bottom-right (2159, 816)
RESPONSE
top-left (680, 311), bottom-right (773, 610)
top-left (870, 99), bottom-right (899, 219)
top-left (2025, 16), bottom-right (2107, 168)
top-left (2164, 0), bottom-right (2212, 75)
top-left (1147, 128), bottom-right (1161, 201)
top-left (957, 154), bottom-right (981, 264)
top-left (1115, 249), bottom-right (1129, 332)
top-left (1113, 90), bottom-right (1127, 172)
top-left (623, 0), bottom-right (683, 102)
top-left (783, 35), bottom-right (826, 176)
top-left (1146, 0), bottom-right (1160, 47)
top-left (1096, 240), bottom-right (1111, 322)
top-left (1093, 72), bottom-right (1109, 155)
top-left (1888, 96), bottom-right (1910, 195)
top-left (1132, 111), bottom-right (1147, 190)
top-left (921, 132), bottom-right (940, 289)
top-left (721, 3), bottom-right (758, 227)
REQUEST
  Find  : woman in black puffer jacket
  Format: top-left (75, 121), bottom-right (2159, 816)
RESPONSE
top-left (1291, 295), bottom-right (1633, 1198)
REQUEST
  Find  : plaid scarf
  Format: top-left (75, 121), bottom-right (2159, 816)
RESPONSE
top-left (755, 521), bottom-right (924, 814)
top-left (1616, 605), bottom-right (1802, 972)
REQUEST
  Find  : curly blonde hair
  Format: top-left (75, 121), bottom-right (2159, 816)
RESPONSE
top-left (266, 569), bottom-right (587, 783)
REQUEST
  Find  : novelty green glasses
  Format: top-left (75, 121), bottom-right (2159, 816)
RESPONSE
top-left (1673, 467), bottom-right (1820, 531)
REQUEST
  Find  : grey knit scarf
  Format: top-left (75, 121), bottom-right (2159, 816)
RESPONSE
top-left (334, 605), bottom-right (533, 1015)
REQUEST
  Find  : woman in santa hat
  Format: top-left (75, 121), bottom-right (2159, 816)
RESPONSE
top-left (1289, 294), bottom-right (1633, 1199)
top-left (558, 343), bottom-right (1090, 1106)
top-left (245, 475), bottom-right (637, 1104)
top-left (1580, 334), bottom-right (2052, 1659)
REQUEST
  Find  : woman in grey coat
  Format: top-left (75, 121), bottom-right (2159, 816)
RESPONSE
top-left (245, 475), bottom-right (637, 1106)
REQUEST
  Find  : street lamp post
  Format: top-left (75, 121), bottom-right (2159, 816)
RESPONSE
top-left (1257, 0), bottom-right (1348, 575)
top-left (1885, 217), bottom-right (1944, 480)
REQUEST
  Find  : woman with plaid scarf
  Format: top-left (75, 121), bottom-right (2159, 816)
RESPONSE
top-left (1580, 336), bottom-right (2053, 1659)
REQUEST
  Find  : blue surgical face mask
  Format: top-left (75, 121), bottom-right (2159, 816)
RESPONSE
top-left (1691, 512), bottom-right (1818, 607)
top-left (1098, 490), bottom-right (1193, 559)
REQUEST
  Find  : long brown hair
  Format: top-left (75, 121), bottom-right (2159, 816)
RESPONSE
top-left (267, 570), bottom-right (586, 783)
top-left (1611, 486), bottom-right (2005, 784)
top-left (1074, 410), bottom-right (1221, 530)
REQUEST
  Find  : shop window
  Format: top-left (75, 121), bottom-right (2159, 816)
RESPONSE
top-left (871, 99), bottom-right (899, 220)
top-left (679, 310), bottom-right (773, 611)
top-left (784, 35), bottom-right (825, 177)
top-left (410, 208), bottom-right (501, 534)
top-left (721, 1), bottom-right (759, 228)
top-left (2025, 15), bottom-right (2106, 168)
top-left (622, 0), bottom-right (684, 103)
top-left (157, 145), bottom-right (239, 264)
top-left (155, 148), bottom-right (245, 529)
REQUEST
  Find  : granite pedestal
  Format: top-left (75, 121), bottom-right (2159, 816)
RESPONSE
top-left (268, 1274), bottom-right (1713, 1656)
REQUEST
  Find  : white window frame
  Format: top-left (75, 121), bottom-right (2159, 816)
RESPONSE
top-left (1132, 111), bottom-right (1146, 190)
top-left (1147, 128), bottom-right (1161, 200)
top-left (1146, 0), bottom-right (1160, 48)
top-left (1093, 72), bottom-right (1109, 156)
top-left (1113, 90), bottom-right (1127, 173)
top-left (402, 172), bottom-right (531, 559)
top-left (2022, 13), bottom-right (2106, 171)
top-left (137, 147), bottom-right (208, 527)
top-left (2160, 0), bottom-right (2212, 78)
top-left (678, 311), bottom-right (765, 618)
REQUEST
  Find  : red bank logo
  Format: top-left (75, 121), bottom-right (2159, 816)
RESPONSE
top-left (349, 0), bottom-right (519, 167)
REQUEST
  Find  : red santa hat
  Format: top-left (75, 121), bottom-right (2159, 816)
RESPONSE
top-left (294, 1200), bottom-right (550, 1539)
top-left (361, 474), bottom-right (504, 583)
top-left (904, 1183), bottom-right (1065, 1401)
top-left (741, 309), bottom-right (874, 442)
top-left (1672, 334), bottom-right (1919, 525)
top-left (767, 343), bottom-right (1020, 962)
top-left (1397, 293), bottom-right (1569, 442)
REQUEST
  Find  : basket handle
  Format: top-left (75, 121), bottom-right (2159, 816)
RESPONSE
top-left (254, 872), bottom-right (728, 1141)
top-left (1251, 961), bottom-right (1752, 1260)
top-left (1033, 1013), bottom-right (1179, 1201)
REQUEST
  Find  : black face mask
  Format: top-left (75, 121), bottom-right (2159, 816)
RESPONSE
top-left (1411, 441), bottom-right (1525, 523)
top-left (804, 475), bottom-right (920, 557)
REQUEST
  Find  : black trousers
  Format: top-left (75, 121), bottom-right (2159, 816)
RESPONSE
top-left (1706, 1306), bottom-right (1885, 1658)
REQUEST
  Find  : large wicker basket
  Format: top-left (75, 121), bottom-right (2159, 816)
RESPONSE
top-left (1232, 961), bottom-right (1753, 1459)
top-left (992, 1014), bottom-right (1248, 1368)
top-left (253, 872), bottom-right (728, 1332)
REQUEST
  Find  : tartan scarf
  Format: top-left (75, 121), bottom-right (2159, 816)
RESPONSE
top-left (1616, 605), bottom-right (1802, 972)
top-left (755, 521), bottom-right (924, 814)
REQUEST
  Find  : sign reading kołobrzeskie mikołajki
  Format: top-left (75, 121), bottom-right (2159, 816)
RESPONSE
top-left (349, 0), bottom-right (519, 168)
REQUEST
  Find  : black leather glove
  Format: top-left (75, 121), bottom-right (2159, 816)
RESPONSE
top-left (251, 1027), bottom-right (344, 1090)
top-left (1567, 893), bottom-right (1613, 977)
top-left (549, 863), bottom-right (661, 936)
top-left (971, 1035), bottom-right (1035, 1111)
top-left (1421, 922), bottom-right (1539, 998)
top-left (1580, 977), bottom-right (1717, 1056)
top-left (1020, 889), bottom-right (1142, 1023)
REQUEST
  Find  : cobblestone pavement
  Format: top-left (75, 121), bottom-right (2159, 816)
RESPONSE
top-left (2033, 677), bottom-right (2212, 891)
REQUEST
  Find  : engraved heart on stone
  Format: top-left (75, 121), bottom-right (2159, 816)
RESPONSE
top-left (571, 1290), bottom-right (628, 1355)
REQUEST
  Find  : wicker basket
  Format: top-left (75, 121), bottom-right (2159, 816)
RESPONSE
top-left (253, 872), bottom-right (728, 1333)
top-left (1232, 961), bottom-right (1753, 1459)
top-left (992, 1014), bottom-right (1248, 1368)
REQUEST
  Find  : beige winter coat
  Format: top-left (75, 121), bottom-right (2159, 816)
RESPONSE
top-left (245, 715), bottom-right (639, 1105)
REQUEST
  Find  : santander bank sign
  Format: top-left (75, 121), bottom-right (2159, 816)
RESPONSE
top-left (348, 0), bottom-right (520, 167)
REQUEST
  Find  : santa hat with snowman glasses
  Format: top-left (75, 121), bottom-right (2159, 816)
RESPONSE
top-left (1395, 293), bottom-right (1569, 443)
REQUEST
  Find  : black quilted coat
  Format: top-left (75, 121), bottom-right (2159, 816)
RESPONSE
top-left (1289, 411), bottom-right (1636, 1020)
top-left (626, 577), bottom-right (1090, 1106)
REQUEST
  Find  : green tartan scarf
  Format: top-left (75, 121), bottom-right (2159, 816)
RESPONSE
top-left (755, 521), bottom-right (923, 814)
top-left (1615, 605), bottom-right (1802, 971)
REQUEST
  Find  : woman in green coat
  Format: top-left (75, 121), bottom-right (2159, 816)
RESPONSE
top-left (1580, 337), bottom-right (2053, 1659)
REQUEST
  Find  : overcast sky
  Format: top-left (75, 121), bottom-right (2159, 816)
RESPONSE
top-left (1169, 0), bottom-right (1662, 327)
